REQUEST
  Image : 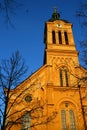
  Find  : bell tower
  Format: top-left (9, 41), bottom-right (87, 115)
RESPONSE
top-left (44, 8), bottom-right (79, 66)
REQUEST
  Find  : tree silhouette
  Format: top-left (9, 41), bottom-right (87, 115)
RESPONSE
top-left (0, 0), bottom-right (27, 27)
top-left (76, 1), bottom-right (87, 69)
top-left (0, 51), bottom-right (28, 130)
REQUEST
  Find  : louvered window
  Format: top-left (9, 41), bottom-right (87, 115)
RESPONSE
top-left (52, 31), bottom-right (56, 43)
top-left (58, 31), bottom-right (62, 44)
top-left (64, 31), bottom-right (69, 45)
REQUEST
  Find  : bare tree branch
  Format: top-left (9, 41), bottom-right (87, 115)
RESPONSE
top-left (0, 0), bottom-right (26, 27)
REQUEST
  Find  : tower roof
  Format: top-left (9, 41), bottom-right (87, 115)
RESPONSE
top-left (48, 7), bottom-right (69, 23)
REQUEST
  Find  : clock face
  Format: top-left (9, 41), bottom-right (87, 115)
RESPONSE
top-left (56, 24), bottom-right (62, 28)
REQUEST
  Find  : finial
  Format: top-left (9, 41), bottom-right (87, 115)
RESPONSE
top-left (52, 6), bottom-right (60, 20)
top-left (53, 6), bottom-right (57, 13)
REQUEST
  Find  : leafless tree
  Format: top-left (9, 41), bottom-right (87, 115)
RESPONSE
top-left (76, 1), bottom-right (87, 69)
top-left (0, 51), bottom-right (57, 130)
top-left (0, 0), bottom-right (28, 27)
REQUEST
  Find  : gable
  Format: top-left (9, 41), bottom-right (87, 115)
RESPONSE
top-left (10, 64), bottom-right (52, 97)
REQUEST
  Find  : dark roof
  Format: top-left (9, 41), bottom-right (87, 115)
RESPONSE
top-left (47, 8), bottom-right (70, 23)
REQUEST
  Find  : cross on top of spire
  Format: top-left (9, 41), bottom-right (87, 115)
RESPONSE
top-left (53, 6), bottom-right (57, 13)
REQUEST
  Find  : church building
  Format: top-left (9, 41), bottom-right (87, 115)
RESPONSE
top-left (7, 9), bottom-right (87, 130)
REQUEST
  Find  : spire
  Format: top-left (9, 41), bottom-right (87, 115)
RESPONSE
top-left (48, 7), bottom-right (60, 22)
top-left (52, 7), bottom-right (60, 20)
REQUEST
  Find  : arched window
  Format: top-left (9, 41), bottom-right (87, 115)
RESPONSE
top-left (21, 112), bottom-right (30, 130)
top-left (64, 31), bottom-right (69, 45)
top-left (59, 67), bottom-right (69, 87)
top-left (61, 110), bottom-right (76, 130)
top-left (52, 31), bottom-right (56, 43)
top-left (58, 31), bottom-right (62, 44)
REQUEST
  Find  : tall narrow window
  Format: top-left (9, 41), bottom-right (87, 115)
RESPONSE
top-left (61, 110), bottom-right (67, 130)
top-left (21, 112), bottom-right (30, 130)
top-left (58, 31), bottom-right (62, 44)
top-left (52, 31), bottom-right (56, 43)
top-left (64, 32), bottom-right (69, 45)
top-left (69, 110), bottom-right (76, 130)
top-left (65, 69), bottom-right (69, 87)
top-left (60, 69), bottom-right (63, 86)
top-left (59, 67), bottom-right (69, 87)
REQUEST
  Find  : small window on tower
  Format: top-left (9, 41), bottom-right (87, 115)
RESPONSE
top-left (64, 31), bottom-right (69, 45)
top-left (52, 31), bottom-right (56, 43)
top-left (58, 31), bottom-right (62, 44)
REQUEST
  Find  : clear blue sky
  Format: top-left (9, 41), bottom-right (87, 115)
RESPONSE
top-left (0, 0), bottom-right (84, 77)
